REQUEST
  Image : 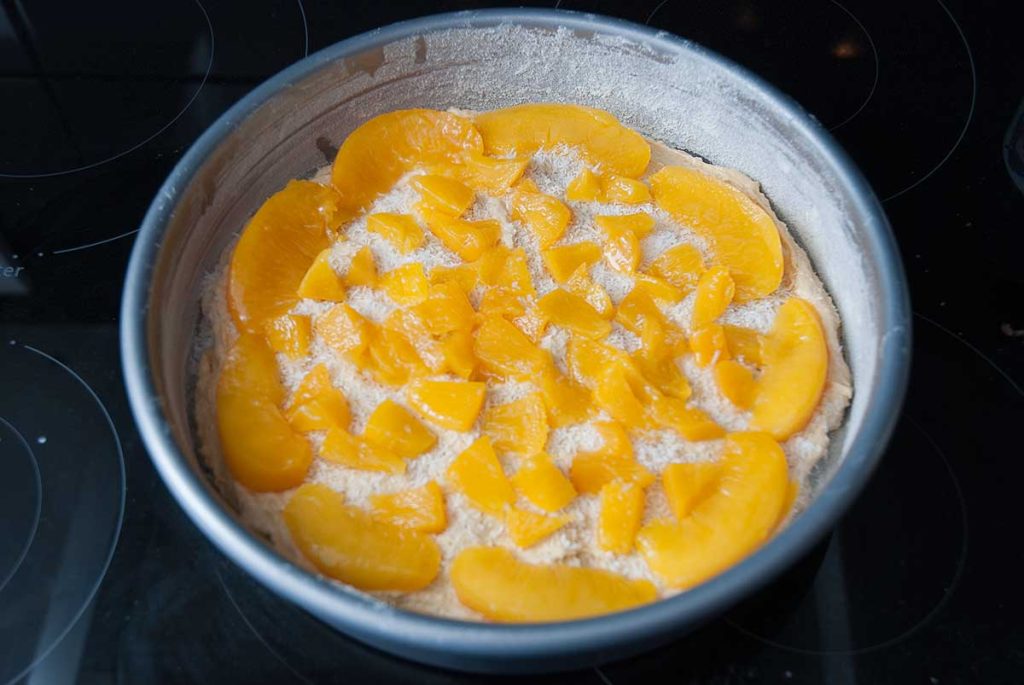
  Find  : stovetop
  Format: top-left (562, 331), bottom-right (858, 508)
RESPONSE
top-left (1, 1), bottom-right (1021, 683)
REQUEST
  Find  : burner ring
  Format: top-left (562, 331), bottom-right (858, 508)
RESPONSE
top-left (0, 416), bottom-right (42, 594)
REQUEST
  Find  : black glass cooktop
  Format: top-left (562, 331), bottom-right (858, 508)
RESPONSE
top-left (1, 1), bottom-right (1021, 683)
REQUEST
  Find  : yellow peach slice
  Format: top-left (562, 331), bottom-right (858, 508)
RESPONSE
top-left (344, 246), bottom-right (378, 288)
top-left (565, 265), bottom-right (614, 319)
top-left (286, 364), bottom-right (350, 432)
top-left (367, 213), bottom-right (424, 254)
top-left (510, 184), bottom-right (571, 248)
top-left (597, 481), bottom-right (645, 554)
top-left (412, 174), bottom-right (475, 216)
top-left (451, 547), bottom-right (657, 622)
top-left (370, 481), bottom-right (447, 533)
top-left (650, 166), bottom-right (782, 300)
top-left (662, 461), bottom-right (722, 520)
top-left (507, 507), bottom-right (571, 548)
top-left (473, 315), bottom-right (549, 380)
top-left (297, 248), bottom-right (346, 301)
top-left (483, 392), bottom-right (549, 456)
top-left (284, 483), bottom-right (440, 591)
top-left (541, 242), bottom-right (601, 283)
top-left (264, 313), bottom-right (311, 360)
top-left (722, 324), bottom-right (765, 366)
top-left (429, 151), bottom-right (528, 194)
top-left (749, 298), bottom-right (828, 440)
top-left (406, 378), bottom-right (486, 431)
top-left (446, 436), bottom-right (514, 516)
top-left (691, 265), bottom-right (736, 329)
top-left (648, 243), bottom-right (704, 294)
top-left (320, 428), bottom-right (406, 474)
top-left (714, 359), bottom-right (756, 409)
top-left (538, 289), bottom-right (612, 340)
top-left (363, 399), bottom-right (436, 459)
top-left (511, 453), bottom-right (577, 512)
top-left (380, 262), bottom-right (430, 305)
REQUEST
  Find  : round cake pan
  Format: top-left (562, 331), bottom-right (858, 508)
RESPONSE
top-left (121, 9), bottom-right (911, 673)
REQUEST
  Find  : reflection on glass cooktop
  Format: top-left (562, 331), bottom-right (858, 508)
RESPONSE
top-left (0, 1), bottom-right (1021, 683)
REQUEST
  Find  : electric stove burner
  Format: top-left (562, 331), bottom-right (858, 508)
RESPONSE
top-left (0, 342), bottom-right (125, 684)
top-left (0, 0), bottom-right (214, 178)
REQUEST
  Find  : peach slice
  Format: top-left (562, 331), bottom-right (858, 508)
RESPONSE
top-left (331, 109), bottom-right (482, 214)
top-left (722, 324), bottom-right (764, 366)
top-left (538, 289), bottom-right (611, 340)
top-left (474, 104), bottom-right (651, 177)
top-left (216, 334), bottom-right (312, 492)
top-left (594, 213), bottom-right (655, 239)
top-left (284, 483), bottom-right (440, 591)
top-left (429, 151), bottom-right (528, 194)
top-left (367, 213), bottom-right (424, 254)
top-left (412, 174), bottom-right (475, 216)
top-left (648, 243), bottom-right (704, 294)
top-left (749, 298), bottom-right (828, 440)
top-left (264, 313), bottom-right (311, 360)
top-left (511, 453), bottom-right (577, 512)
top-left (570, 422), bottom-right (654, 494)
top-left (441, 329), bottom-right (477, 380)
top-left (315, 303), bottom-right (372, 363)
top-left (344, 246), bottom-right (378, 288)
top-left (691, 265), bottom-right (736, 329)
top-left (713, 359), bottom-right (756, 409)
top-left (474, 315), bottom-right (548, 380)
top-left (632, 273), bottom-right (684, 304)
top-left (380, 262), bottom-right (430, 306)
top-left (650, 166), bottom-right (782, 300)
top-left (650, 397), bottom-right (725, 441)
top-left (451, 547), bottom-right (657, 622)
top-left (602, 175), bottom-right (651, 204)
top-left (637, 432), bottom-right (789, 589)
top-left (412, 281), bottom-right (476, 336)
top-left (297, 248), bottom-right (346, 301)
top-left (446, 436), bottom-right (514, 516)
top-left (689, 323), bottom-right (729, 368)
top-left (418, 205), bottom-right (501, 262)
top-left (370, 481), bottom-right (447, 533)
top-left (363, 399), bottom-right (436, 459)
top-left (483, 392), bottom-right (549, 456)
top-left (429, 263), bottom-right (479, 294)
top-left (603, 222), bottom-right (641, 273)
top-left (537, 364), bottom-right (593, 428)
top-left (541, 242), bottom-right (601, 283)
top-left (662, 461), bottom-right (721, 520)
top-left (228, 180), bottom-right (342, 333)
top-left (286, 364), bottom-right (350, 432)
top-left (506, 507), bottom-right (572, 549)
top-left (509, 183), bottom-right (571, 248)
top-left (565, 265), bottom-right (614, 319)
top-left (406, 378), bottom-right (486, 432)
top-left (565, 168), bottom-right (603, 201)
top-left (320, 428), bottom-right (406, 474)
top-left (597, 480), bottom-right (645, 554)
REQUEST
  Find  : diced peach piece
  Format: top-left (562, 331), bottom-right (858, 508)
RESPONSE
top-left (512, 453), bottom-right (577, 512)
top-left (691, 265), bottom-right (735, 329)
top-left (216, 334), bottom-right (312, 491)
top-left (603, 175), bottom-right (651, 204)
top-left (565, 265), bottom-right (614, 319)
top-left (614, 287), bottom-right (666, 336)
top-left (474, 104), bottom-right (651, 177)
top-left (483, 392), bottom-right (549, 456)
top-left (514, 302), bottom-right (549, 343)
top-left (315, 303), bottom-right (372, 362)
top-left (507, 507), bottom-right (571, 548)
top-left (380, 262), bottom-right (430, 305)
top-left (477, 286), bottom-right (527, 320)
top-left (689, 323), bottom-right (729, 367)
top-left (541, 242), bottom-right (601, 283)
top-left (442, 329), bottom-right (477, 379)
top-left (452, 546), bottom-right (657, 622)
top-left (510, 185), bottom-right (571, 248)
top-left (446, 436), bottom-right (514, 516)
top-left (662, 462), bottom-right (722, 520)
top-left (566, 335), bottom-right (632, 388)
top-left (749, 298), bottom-right (828, 440)
top-left (284, 483), bottom-right (440, 591)
top-left (367, 213), bottom-right (424, 254)
top-left (651, 397), bottom-right (725, 441)
top-left (633, 352), bottom-right (692, 403)
top-left (598, 481), bottom-right (645, 554)
top-left (429, 263), bottom-right (479, 293)
top-left (650, 166), bottom-right (782, 300)
top-left (648, 243), bottom-right (704, 294)
top-left (538, 289), bottom-right (612, 340)
top-left (264, 313), bottom-right (311, 360)
top-left (538, 365), bottom-right (593, 428)
top-left (570, 423), bottom-right (654, 494)
top-left (473, 315), bottom-right (548, 380)
top-left (593, 364), bottom-right (655, 429)
top-left (331, 109), bottom-right (482, 215)
top-left (228, 181), bottom-right (343, 333)
top-left (637, 432), bottom-right (789, 588)
top-left (431, 151), bottom-right (528, 193)
top-left (412, 174), bottom-right (475, 216)
top-left (370, 481), bottom-right (447, 533)
top-left (286, 364), bottom-right (350, 432)
top-left (418, 204), bottom-right (501, 261)
top-left (297, 248), bottom-right (346, 301)
top-left (320, 427), bottom-right (406, 473)
top-left (714, 359), bottom-right (756, 409)
top-left (412, 281), bottom-right (476, 336)
top-left (595, 213), bottom-right (655, 239)
top-left (473, 246), bottom-right (535, 295)
top-left (365, 325), bottom-right (430, 386)
top-left (603, 223), bottom-right (640, 273)
top-left (632, 273), bottom-right (684, 303)
top-left (722, 324), bottom-right (765, 366)
top-left (565, 168), bottom-right (603, 201)
top-left (406, 378), bottom-right (486, 431)
top-left (344, 246), bottom-right (378, 287)
top-left (363, 399), bottom-right (436, 459)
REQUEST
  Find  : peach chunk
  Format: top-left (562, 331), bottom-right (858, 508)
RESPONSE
top-left (512, 453), bottom-right (577, 512)
top-left (483, 392), bottom-right (549, 456)
top-left (320, 427), bottom-right (406, 474)
top-left (286, 363), bottom-right (350, 432)
top-left (749, 298), bottom-right (828, 440)
top-left (229, 180), bottom-right (342, 333)
top-left (632, 273), bottom-right (684, 303)
top-left (412, 174), bottom-right (475, 216)
top-left (538, 289), bottom-right (611, 340)
top-left (473, 246), bottom-right (535, 295)
top-left (446, 436), bottom-right (514, 516)
top-left (429, 263), bottom-right (479, 294)
top-left (648, 243), bottom-right (705, 294)
top-left (650, 166), bottom-right (782, 301)
top-left (637, 432), bottom-right (789, 589)
top-left (363, 399), bottom-right (436, 459)
top-left (216, 334), bottom-right (312, 492)
top-left (565, 265), bottom-right (614, 319)
top-left (315, 303), bottom-right (372, 362)
top-left (541, 242), bottom-right (601, 283)
top-left (412, 281), bottom-right (476, 336)
top-left (565, 168), bottom-right (603, 201)
top-left (538, 365), bottom-right (593, 428)
top-left (297, 248), bottom-right (346, 301)
top-left (597, 481), bottom-right (645, 554)
top-left (367, 213), bottom-right (424, 254)
top-left (689, 323), bottom-right (730, 368)
top-left (722, 324), bottom-right (765, 366)
top-left (603, 223), bottom-right (641, 273)
top-left (509, 183), bottom-right (571, 248)
top-left (507, 507), bottom-right (571, 548)
top-left (566, 335), bottom-right (632, 388)
top-left (430, 151), bottom-right (528, 194)
top-left (331, 109), bottom-right (482, 214)
top-left (662, 461), bottom-right (722, 520)
top-left (714, 359), bottom-right (756, 409)
top-left (418, 205), bottom-right (501, 262)
top-left (264, 313), bottom-right (311, 360)
top-left (370, 481), bottom-right (447, 533)
top-left (474, 104), bottom-right (651, 177)
top-left (442, 329), bottom-right (477, 379)
top-left (284, 483), bottom-right (440, 591)
top-left (451, 547), bottom-right (657, 622)
top-left (592, 364), bottom-right (656, 429)
top-left (365, 325), bottom-right (431, 386)
top-left (594, 213), bottom-right (655, 239)
top-left (474, 315), bottom-right (548, 380)
top-left (570, 422), bottom-right (654, 494)
top-left (691, 265), bottom-right (736, 329)
top-left (406, 378), bottom-right (486, 431)
top-left (380, 262), bottom-right (430, 305)
top-left (345, 246), bottom-right (378, 287)
top-left (650, 397), bottom-right (725, 441)
top-left (603, 175), bottom-right (651, 204)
